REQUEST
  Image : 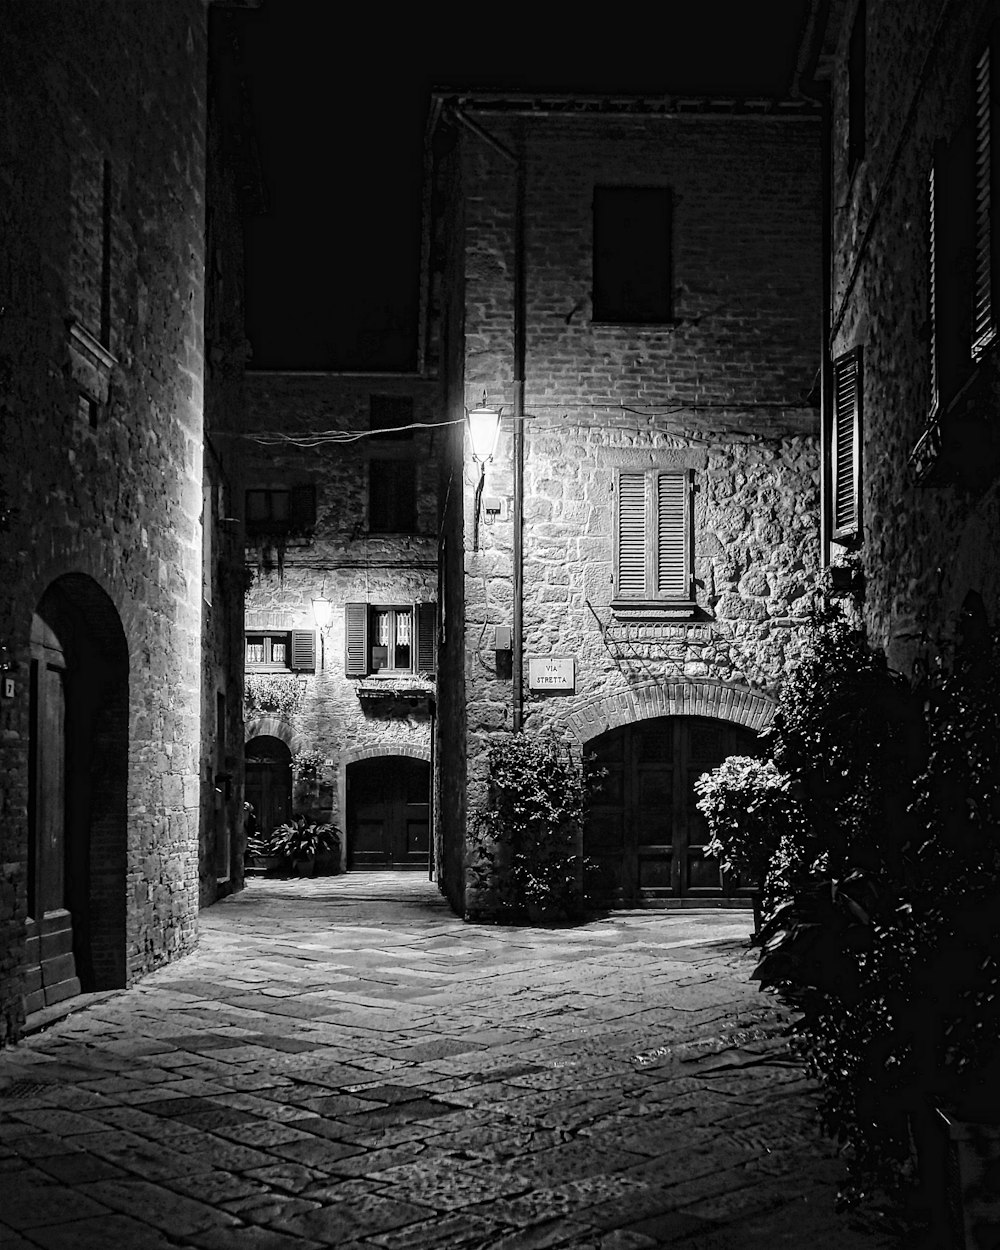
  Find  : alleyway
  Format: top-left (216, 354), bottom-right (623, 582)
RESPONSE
top-left (0, 875), bottom-right (894, 1249)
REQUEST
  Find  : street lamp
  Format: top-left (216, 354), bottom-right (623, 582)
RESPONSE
top-left (311, 598), bottom-right (332, 670)
top-left (466, 398), bottom-right (502, 551)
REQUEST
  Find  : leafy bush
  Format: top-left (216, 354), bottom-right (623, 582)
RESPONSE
top-left (245, 674), bottom-right (304, 719)
top-left (271, 816), bottom-right (340, 863)
top-left (695, 755), bottom-right (802, 888)
top-left (748, 605), bottom-right (1000, 1210)
top-left (467, 733), bottom-right (596, 920)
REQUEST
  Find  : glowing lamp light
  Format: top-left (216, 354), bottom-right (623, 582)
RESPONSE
top-left (466, 402), bottom-right (502, 464)
top-left (311, 598), bottom-right (333, 630)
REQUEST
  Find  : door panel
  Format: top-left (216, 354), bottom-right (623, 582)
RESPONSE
top-left (585, 716), bottom-right (760, 906)
top-left (348, 757), bottom-right (430, 870)
top-left (245, 737), bottom-right (292, 840)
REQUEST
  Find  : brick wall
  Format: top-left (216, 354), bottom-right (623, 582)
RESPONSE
top-left (0, 0), bottom-right (209, 1042)
top-left (827, 0), bottom-right (1000, 671)
top-left (428, 101), bottom-right (823, 914)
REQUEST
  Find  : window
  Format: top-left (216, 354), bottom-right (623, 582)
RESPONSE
top-left (973, 33), bottom-right (999, 359)
top-left (245, 632), bottom-right (290, 669)
top-left (369, 460), bottom-right (417, 533)
top-left (244, 630), bottom-right (316, 672)
top-left (847, 0), bottom-right (866, 175)
top-left (370, 394), bottom-right (414, 440)
top-left (345, 603), bottom-right (436, 676)
top-left (593, 187), bottom-right (673, 324)
top-left (245, 485), bottom-right (316, 536)
top-left (831, 349), bottom-right (862, 542)
top-left (613, 470), bottom-right (692, 606)
top-left (928, 123), bottom-right (975, 418)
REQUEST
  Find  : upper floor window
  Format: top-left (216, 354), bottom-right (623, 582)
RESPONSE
top-left (245, 485), bottom-right (316, 537)
top-left (831, 348), bottom-right (862, 543)
top-left (369, 460), bottom-right (417, 533)
top-left (345, 602), bottom-right (437, 676)
top-left (973, 34), bottom-right (999, 359)
top-left (593, 187), bottom-right (673, 324)
top-left (245, 630), bottom-right (316, 672)
top-left (613, 469), bottom-right (692, 607)
top-left (847, 0), bottom-right (867, 175)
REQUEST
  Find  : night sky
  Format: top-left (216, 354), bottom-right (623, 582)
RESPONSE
top-left (237, 2), bottom-right (813, 373)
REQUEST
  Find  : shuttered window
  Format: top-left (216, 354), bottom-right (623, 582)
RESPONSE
top-left (973, 35), bottom-right (1000, 359)
top-left (289, 630), bottom-right (316, 672)
top-left (614, 470), bottom-right (692, 604)
top-left (832, 349), bottom-right (862, 541)
top-left (929, 123), bottom-right (976, 417)
top-left (344, 603), bottom-right (436, 676)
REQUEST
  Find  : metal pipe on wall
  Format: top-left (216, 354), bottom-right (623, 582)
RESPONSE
top-left (512, 125), bottom-right (526, 733)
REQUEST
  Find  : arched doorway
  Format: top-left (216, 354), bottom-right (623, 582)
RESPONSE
top-left (585, 715), bottom-right (760, 906)
top-left (346, 756), bottom-right (430, 869)
top-left (245, 736), bottom-right (292, 840)
top-left (26, 575), bottom-right (129, 1013)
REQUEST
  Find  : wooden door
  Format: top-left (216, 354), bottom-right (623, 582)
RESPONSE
top-left (245, 737), bottom-right (292, 839)
top-left (347, 757), bottom-right (429, 869)
top-left (585, 716), bottom-right (759, 906)
top-left (26, 614), bottom-right (81, 1012)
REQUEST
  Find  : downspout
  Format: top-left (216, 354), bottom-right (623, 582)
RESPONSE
top-left (512, 123), bottom-right (526, 732)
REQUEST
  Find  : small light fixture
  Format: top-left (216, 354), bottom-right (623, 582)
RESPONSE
top-left (466, 394), bottom-right (502, 464)
top-left (311, 598), bottom-right (332, 629)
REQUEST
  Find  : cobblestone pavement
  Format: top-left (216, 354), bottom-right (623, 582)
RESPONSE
top-left (0, 874), bottom-right (896, 1249)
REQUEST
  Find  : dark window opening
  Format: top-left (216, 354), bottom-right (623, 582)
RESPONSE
top-left (369, 460), bottom-right (416, 533)
top-left (593, 187), bottom-right (673, 324)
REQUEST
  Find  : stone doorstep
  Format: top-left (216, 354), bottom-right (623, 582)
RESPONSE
top-left (22, 990), bottom-right (122, 1040)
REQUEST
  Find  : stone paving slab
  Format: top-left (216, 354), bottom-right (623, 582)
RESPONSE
top-left (0, 873), bottom-right (901, 1248)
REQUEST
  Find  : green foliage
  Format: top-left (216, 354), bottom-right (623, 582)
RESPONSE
top-left (694, 755), bottom-right (802, 886)
top-left (468, 733), bottom-right (597, 920)
top-left (271, 816), bottom-right (340, 862)
top-left (245, 674), bottom-right (303, 719)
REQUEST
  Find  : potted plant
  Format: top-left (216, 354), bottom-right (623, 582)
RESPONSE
top-left (244, 823), bottom-right (283, 875)
top-left (271, 816), bottom-right (341, 878)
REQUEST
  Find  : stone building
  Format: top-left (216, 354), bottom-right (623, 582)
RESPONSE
top-left (805, 0), bottom-right (1000, 672)
top-left (0, 2), bottom-right (252, 1044)
top-left (241, 371), bottom-right (440, 871)
top-left (424, 93), bottom-right (824, 916)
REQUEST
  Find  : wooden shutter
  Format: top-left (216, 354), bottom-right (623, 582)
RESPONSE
top-left (933, 123), bottom-right (975, 408)
top-left (289, 629), bottom-right (316, 672)
top-left (616, 472), bottom-right (647, 597)
top-left (289, 484), bottom-right (316, 530)
top-left (973, 43), bottom-right (994, 354)
top-left (344, 603), bottom-right (368, 676)
top-left (656, 472), bottom-right (689, 599)
top-left (832, 350), bottom-right (862, 540)
top-left (415, 603), bottom-right (436, 674)
top-left (929, 165), bottom-right (940, 411)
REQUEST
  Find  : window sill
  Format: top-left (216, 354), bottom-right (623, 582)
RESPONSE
top-left (611, 600), bottom-right (698, 620)
top-left (909, 363), bottom-right (999, 490)
top-left (356, 674), bottom-right (435, 702)
top-left (245, 665), bottom-right (293, 674)
top-left (591, 318), bottom-right (682, 329)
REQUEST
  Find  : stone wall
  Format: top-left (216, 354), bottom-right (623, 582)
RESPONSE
top-left (427, 101), bottom-right (823, 913)
top-left (826, 0), bottom-right (1000, 672)
top-left (242, 373), bottom-right (440, 862)
top-left (0, 0), bottom-right (209, 1042)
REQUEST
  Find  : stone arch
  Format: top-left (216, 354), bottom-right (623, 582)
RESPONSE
top-left (338, 745), bottom-right (432, 871)
top-left (244, 715), bottom-right (296, 749)
top-left (32, 573), bottom-right (129, 996)
top-left (564, 679), bottom-right (776, 746)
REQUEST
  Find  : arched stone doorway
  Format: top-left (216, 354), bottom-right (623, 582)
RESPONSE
top-left (346, 756), bottom-right (430, 870)
top-left (245, 736), bottom-right (292, 841)
top-left (26, 575), bottom-right (129, 1013)
top-left (585, 715), bottom-right (760, 907)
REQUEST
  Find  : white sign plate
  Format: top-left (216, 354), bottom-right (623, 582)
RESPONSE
top-left (528, 657), bottom-right (575, 692)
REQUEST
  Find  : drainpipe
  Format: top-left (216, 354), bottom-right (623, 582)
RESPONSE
top-left (512, 124), bottom-right (526, 733)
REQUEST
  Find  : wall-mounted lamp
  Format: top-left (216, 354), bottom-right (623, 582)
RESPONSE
top-left (466, 396), bottom-right (502, 551)
top-left (311, 598), bottom-right (333, 630)
top-left (467, 398), bottom-right (502, 465)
